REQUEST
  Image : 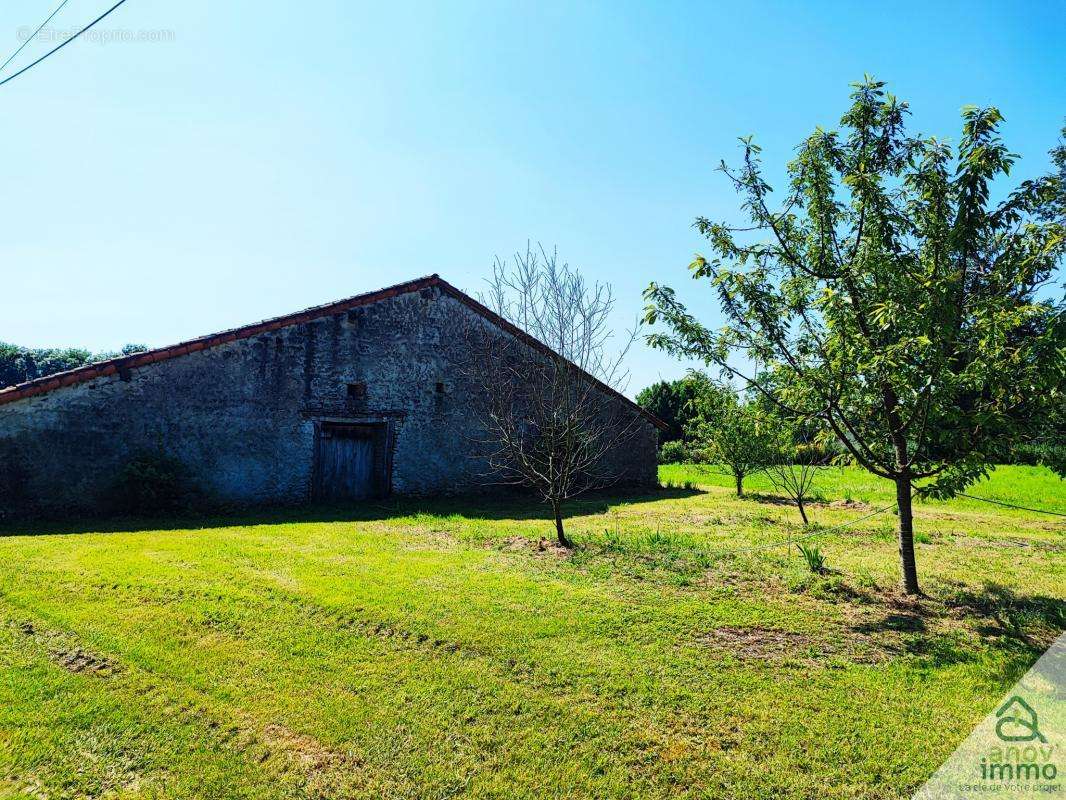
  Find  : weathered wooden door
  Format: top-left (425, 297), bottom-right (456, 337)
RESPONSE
top-left (314, 424), bottom-right (378, 500)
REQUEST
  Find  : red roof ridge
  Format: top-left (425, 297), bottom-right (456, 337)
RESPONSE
top-left (0, 274), bottom-right (667, 430)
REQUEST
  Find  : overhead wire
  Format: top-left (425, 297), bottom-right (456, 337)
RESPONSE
top-left (0, 0), bottom-right (72, 77)
top-left (0, 0), bottom-right (130, 89)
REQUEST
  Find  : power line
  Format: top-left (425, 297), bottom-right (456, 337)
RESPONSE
top-left (722, 502), bottom-right (898, 555)
top-left (958, 493), bottom-right (1066, 518)
top-left (0, 0), bottom-right (72, 77)
top-left (0, 0), bottom-right (130, 90)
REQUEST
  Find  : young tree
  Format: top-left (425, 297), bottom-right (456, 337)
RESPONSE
top-left (460, 245), bottom-right (641, 547)
top-left (689, 390), bottom-right (775, 497)
top-left (644, 79), bottom-right (1065, 594)
top-left (766, 427), bottom-right (827, 526)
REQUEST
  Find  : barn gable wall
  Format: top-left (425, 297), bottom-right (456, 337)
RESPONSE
top-left (0, 287), bottom-right (657, 514)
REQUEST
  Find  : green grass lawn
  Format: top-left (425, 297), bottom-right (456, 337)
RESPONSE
top-left (1, 466), bottom-right (1062, 799)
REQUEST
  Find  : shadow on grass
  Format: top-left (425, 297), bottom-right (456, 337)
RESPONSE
top-left (743, 492), bottom-right (796, 506)
top-left (852, 612), bottom-right (928, 634)
top-left (847, 581), bottom-right (1064, 668)
top-left (0, 485), bottom-right (703, 538)
top-left (940, 581), bottom-right (1066, 647)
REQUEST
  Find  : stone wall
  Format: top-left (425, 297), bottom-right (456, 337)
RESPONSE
top-left (0, 286), bottom-right (657, 514)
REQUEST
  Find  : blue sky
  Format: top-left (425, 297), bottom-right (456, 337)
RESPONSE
top-left (1, 0), bottom-right (1063, 395)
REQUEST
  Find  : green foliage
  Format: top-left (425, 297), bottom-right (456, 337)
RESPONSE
top-left (1011, 442), bottom-right (1066, 473)
top-left (645, 78), bottom-right (1065, 592)
top-left (659, 477), bottom-right (697, 491)
top-left (0, 342), bottom-right (149, 389)
top-left (658, 439), bottom-right (691, 464)
top-left (794, 440), bottom-right (833, 465)
top-left (108, 451), bottom-right (195, 514)
top-left (636, 371), bottom-right (718, 444)
top-left (797, 542), bottom-right (828, 574)
top-left (687, 389), bottom-right (776, 495)
top-left (0, 343), bottom-right (93, 389)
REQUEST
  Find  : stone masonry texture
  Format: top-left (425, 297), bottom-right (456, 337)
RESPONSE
top-left (0, 283), bottom-right (658, 515)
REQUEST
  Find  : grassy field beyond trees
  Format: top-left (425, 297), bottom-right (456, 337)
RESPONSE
top-left (1, 466), bottom-right (1063, 799)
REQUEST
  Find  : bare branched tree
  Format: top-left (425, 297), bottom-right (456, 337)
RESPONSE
top-left (764, 425), bottom-right (829, 527)
top-left (458, 244), bottom-right (642, 547)
top-left (766, 458), bottom-right (824, 528)
top-left (766, 461), bottom-right (821, 527)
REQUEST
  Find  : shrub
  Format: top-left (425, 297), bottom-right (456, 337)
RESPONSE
top-left (660, 478), bottom-right (697, 491)
top-left (658, 440), bottom-right (691, 464)
top-left (797, 542), bottom-right (828, 574)
top-left (108, 452), bottom-right (195, 514)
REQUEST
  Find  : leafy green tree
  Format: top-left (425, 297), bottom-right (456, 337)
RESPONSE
top-left (0, 344), bottom-right (93, 389)
top-left (0, 342), bottom-right (149, 389)
top-left (644, 79), bottom-right (1065, 594)
top-left (1049, 120), bottom-right (1065, 222)
top-left (636, 371), bottom-right (717, 444)
top-left (689, 390), bottom-right (775, 496)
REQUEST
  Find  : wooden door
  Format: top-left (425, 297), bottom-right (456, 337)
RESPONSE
top-left (314, 424), bottom-right (377, 500)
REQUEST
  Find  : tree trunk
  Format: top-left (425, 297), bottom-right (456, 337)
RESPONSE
top-left (735, 472), bottom-right (744, 497)
top-left (553, 501), bottom-right (572, 548)
top-left (895, 476), bottom-right (920, 595)
top-left (797, 499), bottom-right (809, 526)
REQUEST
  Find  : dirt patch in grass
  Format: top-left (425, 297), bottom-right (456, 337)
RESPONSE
top-left (6, 775), bottom-right (50, 800)
top-left (497, 535), bottom-right (572, 558)
top-left (253, 723), bottom-right (370, 797)
top-left (14, 621), bottom-right (120, 676)
top-left (696, 621), bottom-right (893, 665)
top-left (52, 645), bottom-right (118, 675)
top-left (826, 498), bottom-right (872, 511)
top-left (698, 626), bottom-right (818, 660)
top-left (698, 587), bottom-right (975, 666)
top-left (336, 615), bottom-right (463, 653)
top-left (696, 618), bottom-right (944, 666)
top-left (260, 723), bottom-right (358, 771)
top-left (837, 584), bottom-right (1063, 661)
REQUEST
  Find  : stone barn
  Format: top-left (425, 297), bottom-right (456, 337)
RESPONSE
top-left (0, 275), bottom-right (661, 515)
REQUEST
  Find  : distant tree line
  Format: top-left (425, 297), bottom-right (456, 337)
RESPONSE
top-left (0, 342), bottom-right (148, 390)
top-left (638, 370), bottom-right (1063, 477)
top-left (634, 372), bottom-right (717, 446)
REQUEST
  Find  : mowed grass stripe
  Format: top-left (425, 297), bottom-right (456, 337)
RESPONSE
top-left (0, 533), bottom-right (772, 797)
top-left (0, 466), bottom-right (1062, 798)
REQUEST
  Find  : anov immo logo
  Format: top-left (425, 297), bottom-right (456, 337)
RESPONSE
top-left (915, 633), bottom-right (1064, 799)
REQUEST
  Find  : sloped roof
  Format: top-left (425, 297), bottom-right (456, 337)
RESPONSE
top-left (0, 274), bottom-right (666, 430)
